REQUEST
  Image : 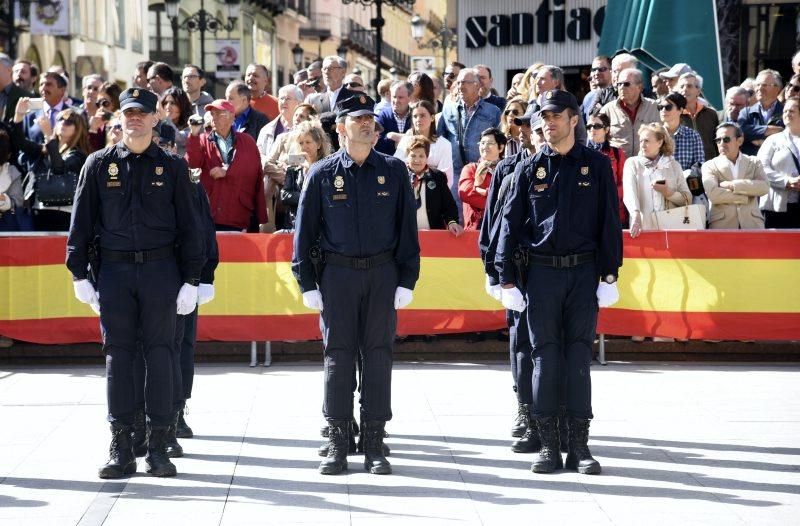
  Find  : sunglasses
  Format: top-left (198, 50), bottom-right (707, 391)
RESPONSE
top-left (504, 109), bottom-right (521, 116)
top-left (58, 117), bottom-right (75, 125)
top-left (657, 103), bottom-right (675, 111)
top-left (97, 98), bottom-right (112, 108)
top-left (586, 123), bottom-right (606, 130)
top-left (111, 124), bottom-right (122, 131)
top-left (204, 124), bottom-right (213, 132)
top-left (714, 136), bottom-right (733, 144)
top-left (616, 81), bottom-right (634, 88)
top-left (591, 66), bottom-right (609, 73)
top-left (788, 84), bottom-right (800, 92)
top-left (346, 82), bottom-right (363, 89)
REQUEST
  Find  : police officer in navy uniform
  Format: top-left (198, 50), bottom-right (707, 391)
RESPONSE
top-left (292, 93), bottom-right (420, 475)
top-left (66, 88), bottom-right (205, 479)
top-left (496, 90), bottom-right (622, 475)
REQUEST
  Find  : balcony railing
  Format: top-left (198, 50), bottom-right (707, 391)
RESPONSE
top-left (300, 12), bottom-right (331, 40)
top-left (341, 19), bottom-right (410, 75)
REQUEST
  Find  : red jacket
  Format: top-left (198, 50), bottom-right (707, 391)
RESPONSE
top-left (458, 162), bottom-right (493, 231)
top-left (600, 144), bottom-right (628, 226)
top-left (186, 131), bottom-right (267, 230)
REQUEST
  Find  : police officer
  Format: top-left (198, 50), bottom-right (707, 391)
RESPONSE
top-left (66, 88), bottom-right (205, 479)
top-left (292, 93), bottom-right (420, 475)
top-left (495, 90), bottom-right (622, 475)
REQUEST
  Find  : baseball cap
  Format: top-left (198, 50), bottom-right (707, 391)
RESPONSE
top-left (539, 90), bottom-right (579, 113)
top-left (119, 88), bottom-right (158, 113)
top-left (335, 94), bottom-right (376, 119)
top-left (660, 63), bottom-right (693, 79)
top-left (204, 99), bottom-right (236, 114)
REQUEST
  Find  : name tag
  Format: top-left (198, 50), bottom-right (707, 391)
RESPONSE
top-left (107, 181), bottom-right (121, 188)
top-left (377, 191), bottom-right (390, 197)
top-left (534, 183), bottom-right (548, 192)
top-left (332, 194), bottom-right (348, 200)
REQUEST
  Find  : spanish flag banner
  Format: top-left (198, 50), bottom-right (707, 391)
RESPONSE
top-left (0, 230), bottom-right (797, 344)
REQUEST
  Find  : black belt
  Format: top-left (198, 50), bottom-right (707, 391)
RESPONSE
top-left (530, 251), bottom-right (595, 269)
top-left (101, 245), bottom-right (175, 264)
top-left (324, 251), bottom-right (394, 270)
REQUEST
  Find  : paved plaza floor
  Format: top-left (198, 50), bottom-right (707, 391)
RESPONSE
top-left (0, 361), bottom-right (798, 525)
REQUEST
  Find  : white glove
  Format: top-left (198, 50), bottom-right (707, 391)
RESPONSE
top-left (73, 279), bottom-right (99, 305)
top-left (501, 286), bottom-right (526, 312)
top-left (484, 275), bottom-right (502, 301)
top-left (394, 287), bottom-right (413, 309)
top-left (596, 282), bottom-right (620, 308)
top-left (302, 290), bottom-right (324, 311)
top-left (90, 301), bottom-right (101, 315)
top-left (176, 283), bottom-right (199, 315)
top-left (198, 283), bottom-right (215, 305)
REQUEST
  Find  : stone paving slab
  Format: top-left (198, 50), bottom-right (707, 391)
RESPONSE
top-left (1, 362), bottom-right (799, 525)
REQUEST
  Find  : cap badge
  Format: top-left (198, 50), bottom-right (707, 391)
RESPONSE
top-left (155, 166), bottom-right (164, 176)
top-left (132, 89), bottom-right (139, 97)
top-left (581, 166), bottom-right (589, 175)
top-left (108, 163), bottom-right (119, 177)
top-left (333, 175), bottom-right (345, 191)
top-left (536, 167), bottom-right (547, 180)
top-left (546, 91), bottom-right (553, 100)
top-left (377, 175), bottom-right (385, 185)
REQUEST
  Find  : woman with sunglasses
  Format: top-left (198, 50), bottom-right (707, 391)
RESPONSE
top-left (500, 98), bottom-right (528, 158)
top-left (458, 127), bottom-right (506, 230)
top-left (782, 74), bottom-right (800, 102)
top-left (587, 111), bottom-right (627, 225)
top-left (394, 100), bottom-right (454, 186)
top-left (159, 87), bottom-right (194, 157)
top-left (658, 92), bottom-right (705, 171)
top-left (88, 81), bottom-right (121, 152)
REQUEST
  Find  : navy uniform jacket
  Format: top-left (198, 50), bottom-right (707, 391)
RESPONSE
top-left (292, 148), bottom-right (420, 293)
top-left (479, 148), bottom-right (530, 285)
top-left (495, 143), bottom-right (622, 286)
top-left (66, 142), bottom-right (205, 284)
top-left (195, 182), bottom-right (219, 284)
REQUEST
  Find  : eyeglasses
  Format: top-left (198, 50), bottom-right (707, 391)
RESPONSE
top-left (182, 74), bottom-right (200, 80)
top-left (504, 109), bottom-right (521, 116)
top-left (681, 84), bottom-right (698, 89)
top-left (788, 84), bottom-right (800, 92)
top-left (57, 117), bottom-right (75, 125)
top-left (586, 123), bottom-right (606, 130)
top-left (657, 103), bottom-right (675, 111)
top-left (756, 83), bottom-right (779, 89)
top-left (322, 66), bottom-right (343, 72)
top-left (346, 82), bottom-right (363, 89)
top-left (456, 80), bottom-right (478, 85)
top-left (616, 81), bottom-right (634, 88)
top-left (479, 141), bottom-right (498, 147)
top-left (590, 66), bottom-right (609, 73)
top-left (714, 136), bottom-right (733, 144)
top-left (97, 98), bottom-right (112, 108)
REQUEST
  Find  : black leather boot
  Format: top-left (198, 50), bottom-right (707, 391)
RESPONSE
top-left (319, 420), bottom-right (350, 475)
top-left (176, 409), bottom-right (193, 439)
top-left (530, 417), bottom-right (563, 473)
top-left (558, 406), bottom-right (569, 453)
top-left (145, 425), bottom-right (177, 477)
top-left (565, 418), bottom-right (601, 475)
top-left (165, 412), bottom-right (184, 458)
top-left (317, 420), bottom-right (358, 457)
top-left (362, 421), bottom-right (391, 474)
top-left (98, 423), bottom-right (137, 479)
top-left (511, 402), bottom-right (529, 437)
top-left (511, 406), bottom-right (541, 453)
top-left (132, 408), bottom-right (147, 457)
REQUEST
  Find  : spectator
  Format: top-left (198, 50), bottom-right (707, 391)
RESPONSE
top-left (376, 81), bottom-right (412, 155)
top-left (404, 135), bottom-right (462, 235)
top-left (443, 61), bottom-right (465, 94)
top-left (0, 53), bottom-right (31, 122)
top-left (677, 72), bottom-right (719, 160)
top-left (306, 61), bottom-right (324, 94)
top-left (437, 67), bottom-right (502, 216)
top-left (12, 59), bottom-right (34, 94)
top-left (0, 129), bottom-right (25, 231)
top-left (533, 66), bottom-right (587, 144)
top-left (474, 64), bottom-right (506, 111)
top-left (153, 120), bottom-right (177, 154)
top-left (431, 75), bottom-right (444, 106)
top-left (147, 62), bottom-right (174, 96)
top-left (265, 102), bottom-right (319, 170)
top-left (305, 56), bottom-right (350, 113)
top-left (47, 66), bottom-right (81, 107)
top-left (133, 60), bottom-right (153, 89)
top-left (18, 72), bottom-right (68, 168)
top-left (658, 92), bottom-right (705, 171)
top-left (792, 51), bottom-right (800, 76)
top-left (106, 116), bottom-right (122, 147)
top-left (506, 72), bottom-right (525, 100)
top-left (702, 122), bottom-right (768, 229)
top-left (160, 87), bottom-right (193, 157)
top-left (600, 67), bottom-right (660, 158)
top-left (78, 74), bottom-right (104, 118)
top-left (226, 80), bottom-right (269, 142)
top-left (515, 62), bottom-right (544, 103)
top-left (610, 53), bottom-right (638, 86)
top-left (719, 86), bottom-right (750, 124)
top-left (783, 73), bottom-right (800, 102)
top-left (13, 106), bottom-right (89, 231)
top-left (623, 122), bottom-right (692, 238)
top-left (185, 99), bottom-right (267, 231)
top-left (500, 98), bottom-right (528, 158)
top-left (651, 68), bottom-right (670, 98)
top-left (181, 64), bottom-right (213, 117)
top-left (87, 81), bottom-right (121, 152)
top-left (245, 63), bottom-right (279, 121)
top-left (659, 62), bottom-right (692, 92)
top-left (408, 71), bottom-right (437, 109)
top-left (279, 121), bottom-right (331, 231)
top-left (738, 69), bottom-right (784, 155)
top-left (582, 55), bottom-right (615, 121)
top-left (29, 64), bottom-right (40, 95)
top-left (757, 96), bottom-right (800, 228)
top-left (394, 100), bottom-right (454, 185)
top-left (740, 77), bottom-right (757, 106)
top-left (343, 73), bottom-right (366, 93)
top-left (587, 111), bottom-right (627, 225)
top-left (294, 69), bottom-right (314, 100)
top-left (374, 79), bottom-right (392, 114)
top-left (458, 127), bottom-right (506, 230)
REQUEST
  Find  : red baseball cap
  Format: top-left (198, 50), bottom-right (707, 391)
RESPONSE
top-left (204, 99), bottom-right (235, 113)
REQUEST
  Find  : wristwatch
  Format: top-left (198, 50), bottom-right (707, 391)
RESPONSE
top-left (603, 274), bottom-right (617, 285)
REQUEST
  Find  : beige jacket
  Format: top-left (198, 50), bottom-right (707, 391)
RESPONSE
top-left (599, 97), bottom-right (660, 159)
top-left (622, 155), bottom-right (693, 230)
top-left (702, 154), bottom-right (768, 229)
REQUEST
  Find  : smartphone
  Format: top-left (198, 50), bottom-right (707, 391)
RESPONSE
top-left (655, 179), bottom-right (666, 185)
top-left (287, 153), bottom-right (305, 166)
top-left (28, 98), bottom-right (43, 111)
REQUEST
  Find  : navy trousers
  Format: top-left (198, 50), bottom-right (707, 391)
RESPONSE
top-left (507, 309), bottom-right (533, 405)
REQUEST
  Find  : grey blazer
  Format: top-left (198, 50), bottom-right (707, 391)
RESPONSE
top-left (757, 129), bottom-right (800, 213)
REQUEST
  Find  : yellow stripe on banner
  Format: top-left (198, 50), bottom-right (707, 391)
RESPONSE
top-left (0, 264), bottom-right (97, 320)
top-left (617, 259), bottom-right (800, 313)
top-left (413, 257), bottom-right (502, 310)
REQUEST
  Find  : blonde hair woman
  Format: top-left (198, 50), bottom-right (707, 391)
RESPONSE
top-left (516, 62), bottom-right (545, 102)
top-left (622, 123), bottom-right (692, 238)
top-left (278, 121), bottom-right (331, 231)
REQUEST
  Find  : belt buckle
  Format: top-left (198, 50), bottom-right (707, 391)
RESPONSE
top-left (354, 258), bottom-right (369, 270)
top-left (134, 251), bottom-right (145, 264)
top-left (557, 255), bottom-right (572, 268)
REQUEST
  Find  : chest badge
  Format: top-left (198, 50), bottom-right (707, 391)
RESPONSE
top-left (108, 163), bottom-right (119, 178)
top-left (377, 175), bottom-right (385, 185)
top-left (581, 166), bottom-right (589, 175)
top-left (427, 180), bottom-right (436, 190)
top-left (155, 166), bottom-right (164, 176)
top-left (153, 181), bottom-right (165, 187)
top-left (333, 175), bottom-right (345, 191)
top-left (536, 167), bottom-right (547, 180)
top-left (578, 181), bottom-right (591, 187)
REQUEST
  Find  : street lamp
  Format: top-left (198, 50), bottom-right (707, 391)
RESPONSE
top-left (164, 0), bottom-right (240, 75)
top-left (341, 0), bottom-right (415, 93)
top-left (292, 43), bottom-right (305, 69)
top-left (410, 14), bottom-right (457, 75)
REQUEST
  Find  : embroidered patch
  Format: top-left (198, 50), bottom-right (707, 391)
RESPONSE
top-left (108, 163), bottom-right (119, 177)
top-left (155, 166), bottom-right (164, 176)
top-left (377, 176), bottom-right (385, 184)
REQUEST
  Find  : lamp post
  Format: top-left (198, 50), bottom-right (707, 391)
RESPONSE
top-left (341, 0), bottom-right (415, 94)
top-left (164, 0), bottom-right (240, 75)
top-left (292, 43), bottom-right (304, 69)
top-left (410, 14), bottom-right (457, 75)
top-left (4, 0), bottom-right (33, 58)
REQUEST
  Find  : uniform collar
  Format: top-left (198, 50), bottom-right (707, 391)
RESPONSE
top-left (540, 142), bottom-right (582, 159)
top-left (115, 141), bottom-right (161, 159)
top-left (340, 147), bottom-right (381, 168)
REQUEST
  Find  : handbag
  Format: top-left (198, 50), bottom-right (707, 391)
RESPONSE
top-left (651, 195), bottom-right (706, 230)
top-left (685, 162), bottom-right (706, 197)
top-left (33, 168), bottom-right (78, 206)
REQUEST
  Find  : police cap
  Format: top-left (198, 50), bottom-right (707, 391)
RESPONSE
top-left (514, 103), bottom-right (539, 126)
top-left (119, 88), bottom-right (158, 113)
top-left (336, 94), bottom-right (376, 119)
top-left (539, 90), bottom-right (579, 114)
